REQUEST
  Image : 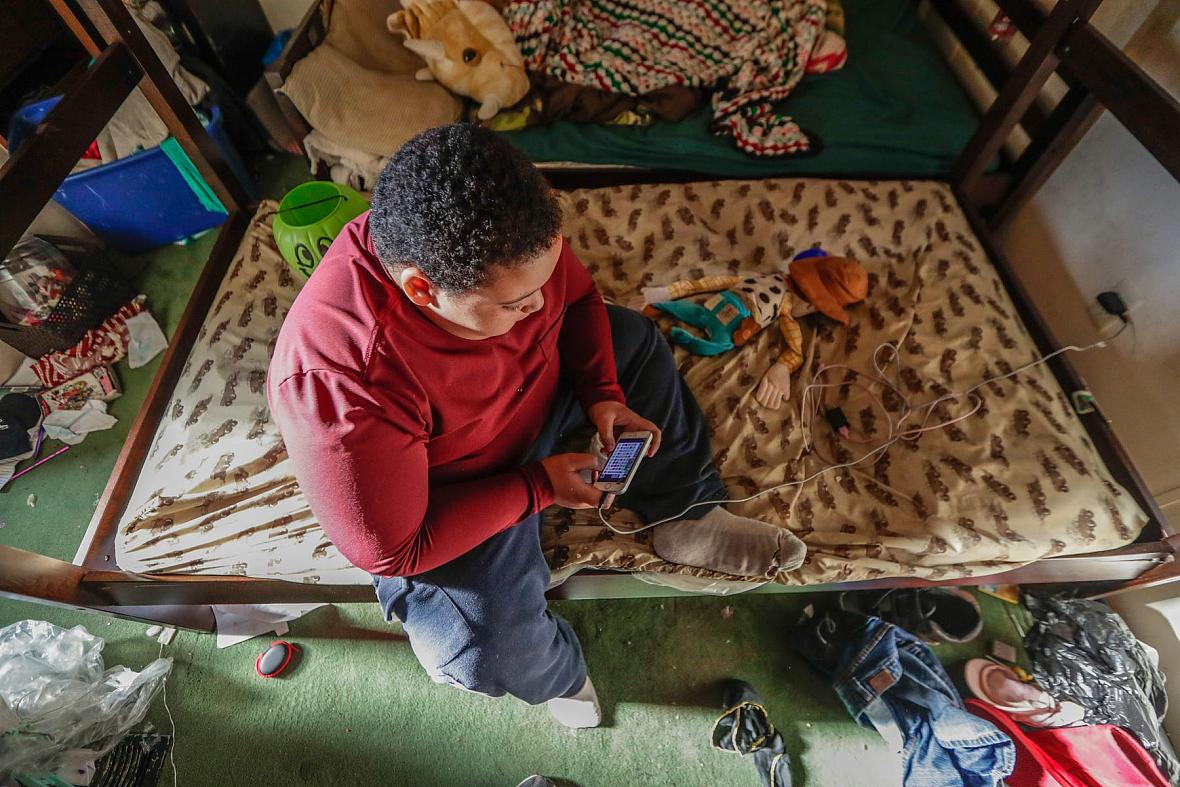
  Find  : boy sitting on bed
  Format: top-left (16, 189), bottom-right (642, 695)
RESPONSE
top-left (267, 123), bottom-right (805, 728)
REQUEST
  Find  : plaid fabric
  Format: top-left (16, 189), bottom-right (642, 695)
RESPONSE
top-left (504, 0), bottom-right (826, 155)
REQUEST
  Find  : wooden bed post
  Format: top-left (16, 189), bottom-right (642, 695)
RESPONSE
top-left (42, 0), bottom-right (104, 57)
top-left (987, 86), bottom-right (1103, 230)
top-left (263, 0), bottom-right (329, 154)
top-left (61, 0), bottom-right (254, 215)
top-left (951, 0), bottom-right (1102, 210)
top-left (0, 44), bottom-right (142, 257)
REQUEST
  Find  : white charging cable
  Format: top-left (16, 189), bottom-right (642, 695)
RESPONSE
top-left (595, 322), bottom-right (1127, 535)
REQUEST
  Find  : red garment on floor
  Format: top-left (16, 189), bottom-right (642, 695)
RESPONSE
top-left (268, 214), bottom-right (624, 577)
top-left (965, 699), bottom-right (1170, 787)
top-left (30, 298), bottom-right (145, 387)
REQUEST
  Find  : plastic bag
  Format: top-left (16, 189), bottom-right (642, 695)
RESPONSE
top-left (0, 620), bottom-right (171, 783)
top-left (1022, 594), bottom-right (1179, 783)
top-left (0, 238), bottom-right (75, 327)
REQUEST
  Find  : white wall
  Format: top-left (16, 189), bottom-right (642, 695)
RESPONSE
top-left (999, 0), bottom-right (1180, 527)
top-left (1111, 584), bottom-right (1180, 742)
top-left (994, 6), bottom-right (1180, 746)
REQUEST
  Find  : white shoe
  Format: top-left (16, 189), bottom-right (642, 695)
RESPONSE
top-left (547, 676), bottom-right (602, 728)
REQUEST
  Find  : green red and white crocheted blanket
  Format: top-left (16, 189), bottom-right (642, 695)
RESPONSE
top-left (503, 0), bottom-right (827, 156)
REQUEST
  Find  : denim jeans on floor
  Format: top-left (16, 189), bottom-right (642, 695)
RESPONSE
top-left (374, 305), bottom-right (726, 704)
top-left (795, 610), bottom-right (1015, 786)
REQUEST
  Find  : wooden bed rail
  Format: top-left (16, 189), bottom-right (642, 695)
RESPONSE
top-left (0, 545), bottom-right (223, 630)
top-left (75, 210), bottom-right (251, 573)
top-left (2, 0), bottom-right (1176, 629)
top-left (1, 539), bottom-right (1171, 616)
top-left (0, 545), bottom-right (105, 608)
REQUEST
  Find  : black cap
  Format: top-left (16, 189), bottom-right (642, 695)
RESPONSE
top-left (0, 393), bottom-right (40, 460)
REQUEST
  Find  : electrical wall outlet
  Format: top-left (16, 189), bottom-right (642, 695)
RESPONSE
top-left (1109, 278), bottom-right (1144, 315)
top-left (1089, 289), bottom-right (1131, 338)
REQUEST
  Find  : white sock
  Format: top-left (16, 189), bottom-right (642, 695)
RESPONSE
top-left (652, 507), bottom-right (807, 577)
top-left (547, 676), bottom-right (601, 729)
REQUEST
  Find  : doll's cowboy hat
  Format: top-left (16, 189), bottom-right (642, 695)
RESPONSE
top-left (788, 256), bottom-right (868, 325)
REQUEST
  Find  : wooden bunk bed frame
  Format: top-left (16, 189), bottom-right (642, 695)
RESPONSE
top-left (1, 0), bottom-right (1177, 631)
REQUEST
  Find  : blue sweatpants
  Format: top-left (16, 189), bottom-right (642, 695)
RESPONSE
top-left (375, 305), bottom-right (726, 703)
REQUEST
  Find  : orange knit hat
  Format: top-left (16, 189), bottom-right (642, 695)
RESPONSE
top-left (788, 256), bottom-right (869, 325)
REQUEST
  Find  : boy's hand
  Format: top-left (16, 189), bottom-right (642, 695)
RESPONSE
top-left (540, 453), bottom-right (607, 509)
top-left (588, 401), bottom-right (661, 456)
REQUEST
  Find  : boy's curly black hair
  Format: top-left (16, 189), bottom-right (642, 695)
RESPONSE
top-left (369, 123), bottom-right (562, 294)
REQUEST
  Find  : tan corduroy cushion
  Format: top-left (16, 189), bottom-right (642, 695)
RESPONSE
top-left (280, 43), bottom-right (462, 157)
top-left (324, 0), bottom-right (422, 75)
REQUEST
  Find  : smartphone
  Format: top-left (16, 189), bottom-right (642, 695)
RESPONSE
top-left (593, 431), bottom-right (654, 495)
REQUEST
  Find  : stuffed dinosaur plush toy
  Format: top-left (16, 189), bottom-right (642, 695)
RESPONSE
top-left (388, 0), bottom-right (529, 120)
top-left (637, 251), bottom-right (868, 409)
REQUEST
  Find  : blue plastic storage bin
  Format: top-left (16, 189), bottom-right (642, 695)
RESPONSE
top-left (12, 98), bottom-right (252, 254)
top-left (7, 96), bottom-right (65, 151)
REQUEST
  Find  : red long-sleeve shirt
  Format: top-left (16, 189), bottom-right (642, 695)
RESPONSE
top-left (267, 214), bottom-right (623, 577)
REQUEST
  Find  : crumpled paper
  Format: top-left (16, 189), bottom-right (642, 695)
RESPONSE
top-left (124, 311), bottom-right (168, 369)
top-left (211, 603), bottom-right (327, 648)
top-left (42, 400), bottom-right (118, 445)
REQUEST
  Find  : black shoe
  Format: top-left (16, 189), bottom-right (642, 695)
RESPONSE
top-left (792, 607), bottom-right (873, 676)
top-left (713, 680), bottom-right (792, 787)
top-left (839, 588), bottom-right (982, 644)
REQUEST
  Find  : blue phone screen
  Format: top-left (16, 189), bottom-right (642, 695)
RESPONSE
top-left (599, 438), bottom-right (646, 482)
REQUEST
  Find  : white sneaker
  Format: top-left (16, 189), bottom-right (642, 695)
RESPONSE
top-left (547, 676), bottom-right (602, 728)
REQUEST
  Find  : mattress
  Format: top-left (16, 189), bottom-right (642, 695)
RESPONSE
top-left (115, 179), bottom-right (1146, 586)
top-left (502, 0), bottom-right (980, 178)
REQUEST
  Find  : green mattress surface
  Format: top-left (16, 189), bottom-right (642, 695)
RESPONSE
top-left (501, 0), bottom-right (978, 176)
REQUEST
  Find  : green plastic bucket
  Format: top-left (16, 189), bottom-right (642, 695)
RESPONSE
top-left (272, 181), bottom-right (369, 278)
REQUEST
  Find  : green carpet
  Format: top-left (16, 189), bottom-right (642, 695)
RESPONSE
top-left (0, 233), bottom-right (213, 561)
top-left (0, 154), bottom-right (1031, 787)
top-left (0, 592), bottom-right (1030, 787)
top-left (0, 155), bottom-right (308, 559)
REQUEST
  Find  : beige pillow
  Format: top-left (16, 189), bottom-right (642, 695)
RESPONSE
top-left (280, 43), bottom-right (462, 157)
